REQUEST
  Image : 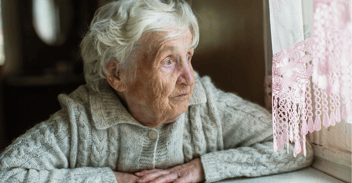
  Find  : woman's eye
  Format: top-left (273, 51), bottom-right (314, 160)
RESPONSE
top-left (163, 60), bottom-right (172, 66)
top-left (186, 55), bottom-right (191, 61)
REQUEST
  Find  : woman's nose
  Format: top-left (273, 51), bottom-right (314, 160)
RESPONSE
top-left (176, 60), bottom-right (194, 86)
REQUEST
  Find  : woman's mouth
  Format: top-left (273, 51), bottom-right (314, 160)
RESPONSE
top-left (173, 93), bottom-right (189, 101)
top-left (177, 93), bottom-right (189, 97)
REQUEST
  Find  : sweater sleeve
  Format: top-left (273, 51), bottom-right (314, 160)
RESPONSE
top-left (198, 76), bottom-right (314, 183)
top-left (0, 108), bottom-right (117, 183)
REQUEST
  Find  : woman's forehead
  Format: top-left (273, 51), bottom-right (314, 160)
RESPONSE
top-left (138, 29), bottom-right (193, 57)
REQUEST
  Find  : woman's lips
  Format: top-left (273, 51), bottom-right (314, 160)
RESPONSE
top-left (177, 93), bottom-right (189, 97)
top-left (173, 93), bottom-right (189, 101)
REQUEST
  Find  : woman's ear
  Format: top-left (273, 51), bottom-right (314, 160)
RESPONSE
top-left (104, 59), bottom-right (127, 92)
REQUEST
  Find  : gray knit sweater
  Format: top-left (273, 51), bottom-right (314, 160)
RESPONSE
top-left (0, 73), bottom-right (313, 182)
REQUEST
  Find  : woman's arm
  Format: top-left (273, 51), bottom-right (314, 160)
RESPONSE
top-left (0, 109), bottom-right (117, 183)
top-left (199, 76), bottom-right (314, 182)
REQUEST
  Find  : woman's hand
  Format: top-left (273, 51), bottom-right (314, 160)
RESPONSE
top-left (135, 158), bottom-right (205, 183)
top-left (114, 171), bottom-right (141, 183)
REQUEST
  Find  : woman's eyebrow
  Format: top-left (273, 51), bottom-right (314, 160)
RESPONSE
top-left (154, 45), bottom-right (194, 61)
top-left (160, 46), bottom-right (177, 53)
top-left (158, 46), bottom-right (193, 55)
top-left (154, 46), bottom-right (177, 59)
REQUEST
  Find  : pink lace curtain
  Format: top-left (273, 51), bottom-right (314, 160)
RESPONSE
top-left (267, 0), bottom-right (352, 157)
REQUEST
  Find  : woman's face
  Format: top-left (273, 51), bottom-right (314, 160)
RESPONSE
top-left (121, 29), bottom-right (195, 128)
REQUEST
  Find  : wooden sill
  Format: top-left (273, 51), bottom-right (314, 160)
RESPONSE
top-left (218, 167), bottom-right (345, 183)
top-left (312, 145), bottom-right (351, 182)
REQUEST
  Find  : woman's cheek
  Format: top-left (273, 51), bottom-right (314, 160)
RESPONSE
top-left (155, 70), bottom-right (177, 97)
top-left (159, 65), bottom-right (176, 74)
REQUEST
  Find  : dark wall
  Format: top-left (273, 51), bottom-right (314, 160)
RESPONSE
top-left (0, 78), bottom-right (4, 150)
top-left (191, 0), bottom-right (265, 106)
top-left (18, 0), bottom-right (96, 76)
top-left (1, 77), bottom-right (85, 148)
top-left (0, 0), bottom-right (97, 151)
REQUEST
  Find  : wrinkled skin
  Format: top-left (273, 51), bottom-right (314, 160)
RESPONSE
top-left (113, 172), bottom-right (140, 183)
top-left (106, 28), bottom-right (195, 127)
top-left (113, 159), bottom-right (204, 183)
top-left (105, 29), bottom-right (205, 182)
top-left (135, 158), bottom-right (205, 183)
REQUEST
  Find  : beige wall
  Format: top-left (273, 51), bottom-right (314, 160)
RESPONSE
top-left (191, 0), bottom-right (265, 106)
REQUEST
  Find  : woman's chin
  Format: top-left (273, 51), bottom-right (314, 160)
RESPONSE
top-left (142, 115), bottom-right (179, 128)
top-left (165, 115), bottom-right (180, 124)
top-left (152, 114), bottom-right (181, 127)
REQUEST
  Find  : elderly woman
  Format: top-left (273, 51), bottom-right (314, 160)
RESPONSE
top-left (0, 0), bottom-right (313, 182)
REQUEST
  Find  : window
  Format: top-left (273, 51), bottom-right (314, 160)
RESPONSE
top-left (32, 0), bottom-right (58, 46)
top-left (32, 0), bottom-right (72, 46)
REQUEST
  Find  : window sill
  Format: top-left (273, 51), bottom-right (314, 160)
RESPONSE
top-left (218, 167), bottom-right (346, 183)
top-left (312, 144), bottom-right (351, 183)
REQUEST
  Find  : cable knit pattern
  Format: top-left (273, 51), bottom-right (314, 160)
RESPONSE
top-left (108, 126), bottom-right (119, 171)
top-left (0, 73), bottom-right (313, 183)
top-left (198, 76), bottom-right (313, 182)
top-left (91, 127), bottom-right (108, 167)
top-left (76, 113), bottom-right (90, 168)
top-left (183, 110), bottom-right (194, 162)
top-left (189, 106), bottom-right (207, 158)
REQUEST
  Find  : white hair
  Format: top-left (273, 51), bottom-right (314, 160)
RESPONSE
top-left (80, 0), bottom-right (199, 92)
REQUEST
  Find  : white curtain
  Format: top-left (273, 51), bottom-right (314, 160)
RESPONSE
top-left (265, 0), bottom-right (352, 157)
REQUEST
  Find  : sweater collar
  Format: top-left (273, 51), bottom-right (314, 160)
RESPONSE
top-left (89, 78), bottom-right (207, 130)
